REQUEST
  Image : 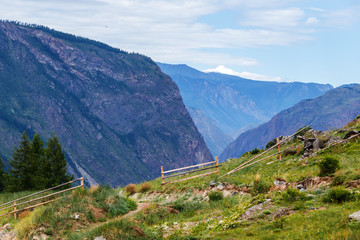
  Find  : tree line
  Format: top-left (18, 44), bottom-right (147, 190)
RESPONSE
top-left (0, 131), bottom-right (73, 192)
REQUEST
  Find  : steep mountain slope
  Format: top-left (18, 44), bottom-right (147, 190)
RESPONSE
top-left (0, 21), bottom-right (212, 186)
top-left (158, 63), bottom-right (332, 156)
top-left (220, 84), bottom-right (360, 160)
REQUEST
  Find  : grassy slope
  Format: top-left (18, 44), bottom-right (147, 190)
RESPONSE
top-left (2, 119), bottom-right (360, 239)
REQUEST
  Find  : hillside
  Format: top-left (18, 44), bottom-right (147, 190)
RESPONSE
top-left (0, 21), bottom-right (212, 187)
top-left (158, 63), bottom-right (332, 156)
top-left (2, 117), bottom-right (360, 239)
top-left (220, 84), bottom-right (360, 161)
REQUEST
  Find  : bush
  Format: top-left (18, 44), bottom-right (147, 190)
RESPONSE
top-left (208, 191), bottom-right (224, 201)
top-left (252, 180), bottom-right (270, 195)
top-left (266, 138), bottom-right (277, 149)
top-left (323, 187), bottom-right (354, 203)
top-left (125, 184), bottom-right (137, 195)
top-left (139, 182), bottom-right (152, 193)
top-left (318, 157), bottom-right (340, 176)
top-left (250, 148), bottom-right (261, 155)
top-left (281, 188), bottom-right (308, 202)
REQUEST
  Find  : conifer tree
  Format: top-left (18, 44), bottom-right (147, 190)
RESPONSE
top-left (45, 133), bottom-right (73, 187)
top-left (9, 131), bottom-right (32, 191)
top-left (0, 157), bottom-right (8, 192)
top-left (30, 133), bottom-right (48, 189)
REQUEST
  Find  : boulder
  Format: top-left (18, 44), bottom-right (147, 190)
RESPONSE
top-left (209, 181), bottom-right (217, 187)
top-left (217, 183), bottom-right (225, 191)
top-left (349, 211), bottom-right (360, 221)
top-left (344, 130), bottom-right (359, 139)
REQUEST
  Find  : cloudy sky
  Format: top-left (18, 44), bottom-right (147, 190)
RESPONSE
top-left (1, 0), bottom-right (359, 86)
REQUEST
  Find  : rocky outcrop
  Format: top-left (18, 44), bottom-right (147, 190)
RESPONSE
top-left (0, 21), bottom-right (212, 186)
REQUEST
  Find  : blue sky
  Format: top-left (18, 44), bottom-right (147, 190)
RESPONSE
top-left (1, 0), bottom-right (359, 87)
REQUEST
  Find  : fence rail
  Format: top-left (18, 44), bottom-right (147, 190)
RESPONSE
top-left (0, 177), bottom-right (84, 219)
top-left (161, 157), bottom-right (220, 189)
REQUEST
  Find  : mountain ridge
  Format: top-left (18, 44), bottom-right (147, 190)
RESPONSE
top-left (220, 84), bottom-right (360, 161)
top-left (0, 21), bottom-right (212, 186)
top-left (158, 62), bottom-right (333, 156)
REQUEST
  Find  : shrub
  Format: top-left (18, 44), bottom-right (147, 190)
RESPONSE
top-left (281, 188), bottom-right (308, 202)
top-left (330, 175), bottom-right (347, 186)
top-left (323, 187), bottom-right (354, 203)
top-left (139, 182), bottom-right (152, 193)
top-left (318, 157), bottom-right (340, 176)
top-left (250, 148), bottom-right (261, 155)
top-left (252, 180), bottom-right (270, 195)
top-left (125, 184), bottom-right (137, 195)
top-left (266, 138), bottom-right (277, 149)
top-left (208, 191), bottom-right (224, 201)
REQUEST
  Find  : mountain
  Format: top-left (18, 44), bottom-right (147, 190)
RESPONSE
top-left (158, 63), bottom-right (333, 156)
top-left (0, 21), bottom-right (212, 186)
top-left (220, 84), bottom-right (360, 161)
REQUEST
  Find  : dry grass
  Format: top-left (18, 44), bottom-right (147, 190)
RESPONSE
top-left (139, 182), bottom-right (152, 193)
top-left (89, 185), bottom-right (100, 194)
top-left (125, 184), bottom-right (137, 195)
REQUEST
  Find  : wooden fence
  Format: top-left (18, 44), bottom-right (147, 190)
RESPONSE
top-left (161, 157), bottom-right (220, 189)
top-left (0, 177), bottom-right (84, 219)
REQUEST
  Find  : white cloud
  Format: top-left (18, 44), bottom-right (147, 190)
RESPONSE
top-left (323, 7), bottom-right (360, 26)
top-left (306, 17), bottom-right (319, 25)
top-left (204, 65), bottom-right (282, 82)
top-left (240, 7), bottom-right (305, 28)
top-left (309, 7), bottom-right (326, 12)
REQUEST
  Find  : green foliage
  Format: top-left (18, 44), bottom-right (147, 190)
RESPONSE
top-left (281, 188), bottom-right (308, 202)
top-left (6, 131), bottom-right (73, 192)
top-left (323, 187), bottom-right (355, 203)
top-left (208, 191), bottom-right (224, 201)
top-left (318, 156), bottom-right (340, 176)
top-left (45, 132), bottom-right (74, 187)
top-left (265, 138), bottom-right (277, 149)
top-left (252, 180), bottom-right (270, 195)
top-left (250, 148), bottom-right (261, 155)
top-left (0, 157), bottom-right (8, 192)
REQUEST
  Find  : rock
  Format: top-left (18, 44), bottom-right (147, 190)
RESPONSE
top-left (296, 184), bottom-right (304, 190)
top-left (349, 211), bottom-right (360, 221)
top-left (216, 183), bottom-right (224, 190)
top-left (274, 208), bottom-right (292, 218)
top-left (94, 237), bottom-right (106, 240)
top-left (304, 138), bottom-right (316, 150)
top-left (209, 181), bottom-right (217, 187)
top-left (240, 199), bottom-right (271, 220)
top-left (71, 214), bottom-right (80, 220)
top-left (274, 179), bottom-right (287, 186)
top-left (344, 130), bottom-right (359, 139)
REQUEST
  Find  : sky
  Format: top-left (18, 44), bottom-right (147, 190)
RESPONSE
top-left (0, 0), bottom-right (359, 87)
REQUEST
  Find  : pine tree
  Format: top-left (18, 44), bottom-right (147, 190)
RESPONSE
top-left (45, 133), bottom-right (73, 187)
top-left (30, 133), bottom-right (48, 189)
top-left (9, 131), bottom-right (33, 191)
top-left (0, 157), bottom-right (8, 192)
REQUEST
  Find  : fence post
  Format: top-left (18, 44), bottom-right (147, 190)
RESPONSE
top-left (80, 177), bottom-right (84, 188)
top-left (277, 137), bottom-right (282, 161)
top-left (14, 201), bottom-right (16, 219)
top-left (215, 156), bottom-right (219, 175)
top-left (161, 166), bottom-right (165, 190)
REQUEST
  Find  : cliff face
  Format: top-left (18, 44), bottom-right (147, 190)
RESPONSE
top-left (158, 63), bottom-right (333, 157)
top-left (220, 84), bottom-right (360, 161)
top-left (0, 21), bottom-right (212, 186)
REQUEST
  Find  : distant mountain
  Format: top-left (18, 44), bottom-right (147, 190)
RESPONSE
top-left (220, 84), bottom-right (360, 161)
top-left (0, 21), bottom-right (212, 186)
top-left (158, 63), bottom-right (333, 156)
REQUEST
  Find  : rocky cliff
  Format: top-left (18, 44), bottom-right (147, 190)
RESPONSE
top-left (0, 21), bottom-right (212, 186)
top-left (158, 63), bottom-right (333, 156)
top-left (220, 84), bottom-right (360, 161)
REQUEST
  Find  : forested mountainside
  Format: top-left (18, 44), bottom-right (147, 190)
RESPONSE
top-left (0, 21), bottom-right (212, 186)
